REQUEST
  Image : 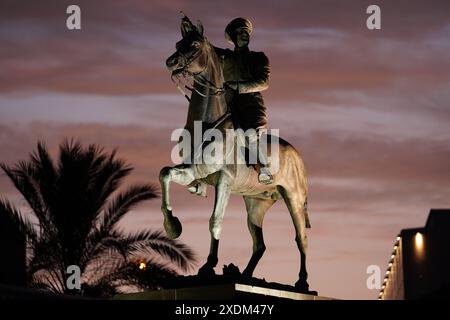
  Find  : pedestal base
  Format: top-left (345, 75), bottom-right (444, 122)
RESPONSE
top-left (114, 283), bottom-right (334, 300)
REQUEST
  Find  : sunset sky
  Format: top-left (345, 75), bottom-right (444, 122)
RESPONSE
top-left (1, 0), bottom-right (449, 299)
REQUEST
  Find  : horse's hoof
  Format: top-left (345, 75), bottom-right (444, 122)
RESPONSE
top-left (187, 183), bottom-right (207, 197)
top-left (187, 185), bottom-right (197, 194)
top-left (242, 269), bottom-right (253, 279)
top-left (295, 279), bottom-right (309, 292)
top-left (197, 265), bottom-right (216, 278)
top-left (295, 279), bottom-right (317, 295)
top-left (164, 216), bottom-right (182, 239)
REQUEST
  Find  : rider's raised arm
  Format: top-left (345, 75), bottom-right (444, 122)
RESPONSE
top-left (237, 52), bottom-right (270, 94)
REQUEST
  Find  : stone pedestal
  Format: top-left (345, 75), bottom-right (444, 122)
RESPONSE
top-left (114, 283), bottom-right (334, 300)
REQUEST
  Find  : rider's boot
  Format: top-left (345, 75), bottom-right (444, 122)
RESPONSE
top-left (257, 151), bottom-right (273, 185)
top-left (248, 130), bottom-right (273, 185)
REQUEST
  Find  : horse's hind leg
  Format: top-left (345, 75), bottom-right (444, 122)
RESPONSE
top-left (280, 187), bottom-right (310, 292)
top-left (242, 197), bottom-right (275, 277)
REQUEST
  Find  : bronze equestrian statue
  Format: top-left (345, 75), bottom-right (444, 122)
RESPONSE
top-left (160, 14), bottom-right (312, 292)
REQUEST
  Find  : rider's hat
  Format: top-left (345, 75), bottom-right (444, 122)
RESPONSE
top-left (225, 17), bottom-right (253, 45)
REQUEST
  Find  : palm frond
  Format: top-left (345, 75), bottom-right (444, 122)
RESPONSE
top-left (86, 257), bottom-right (178, 294)
top-left (80, 234), bottom-right (129, 270)
top-left (28, 141), bottom-right (58, 218)
top-left (83, 254), bottom-right (128, 284)
top-left (28, 279), bottom-right (55, 292)
top-left (0, 198), bottom-right (38, 244)
top-left (27, 236), bottom-right (62, 276)
top-left (30, 268), bottom-right (64, 293)
top-left (90, 149), bottom-right (133, 206)
top-left (99, 183), bottom-right (159, 232)
top-left (116, 230), bottom-right (196, 271)
top-left (0, 162), bottom-right (53, 234)
top-left (2, 139), bottom-right (195, 297)
top-left (108, 258), bottom-right (178, 291)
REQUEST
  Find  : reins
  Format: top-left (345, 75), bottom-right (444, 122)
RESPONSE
top-left (171, 42), bottom-right (225, 102)
top-left (170, 38), bottom-right (232, 160)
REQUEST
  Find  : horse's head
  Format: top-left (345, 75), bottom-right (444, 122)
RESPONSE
top-left (166, 14), bottom-right (208, 75)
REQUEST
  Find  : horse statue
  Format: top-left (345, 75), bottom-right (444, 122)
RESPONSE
top-left (160, 14), bottom-right (312, 292)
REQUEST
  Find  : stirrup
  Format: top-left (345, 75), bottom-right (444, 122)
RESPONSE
top-left (258, 168), bottom-right (273, 185)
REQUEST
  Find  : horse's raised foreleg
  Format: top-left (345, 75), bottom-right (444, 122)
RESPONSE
top-left (159, 165), bottom-right (196, 239)
top-left (242, 197), bottom-right (275, 277)
top-left (198, 171), bottom-right (231, 276)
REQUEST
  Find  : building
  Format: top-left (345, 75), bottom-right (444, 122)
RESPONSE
top-left (380, 209), bottom-right (450, 300)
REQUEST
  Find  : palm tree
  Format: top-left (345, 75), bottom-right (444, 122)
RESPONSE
top-left (0, 139), bottom-right (195, 297)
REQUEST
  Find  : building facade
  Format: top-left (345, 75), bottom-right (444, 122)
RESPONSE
top-left (380, 209), bottom-right (450, 300)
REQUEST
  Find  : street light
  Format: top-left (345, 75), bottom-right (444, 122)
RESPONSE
top-left (138, 261), bottom-right (147, 270)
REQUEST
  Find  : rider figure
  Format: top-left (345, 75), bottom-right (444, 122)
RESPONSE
top-left (187, 17), bottom-right (272, 196)
top-left (215, 17), bottom-right (273, 185)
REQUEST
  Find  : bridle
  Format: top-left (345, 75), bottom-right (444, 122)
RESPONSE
top-left (170, 35), bottom-right (232, 151)
top-left (171, 39), bottom-right (225, 102)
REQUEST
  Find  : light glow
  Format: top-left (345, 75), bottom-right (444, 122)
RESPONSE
top-left (415, 232), bottom-right (424, 250)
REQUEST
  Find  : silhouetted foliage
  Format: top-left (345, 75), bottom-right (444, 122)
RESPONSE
top-left (0, 139), bottom-right (195, 297)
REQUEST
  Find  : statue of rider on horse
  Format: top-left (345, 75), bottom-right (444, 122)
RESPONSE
top-left (162, 13), bottom-right (313, 293)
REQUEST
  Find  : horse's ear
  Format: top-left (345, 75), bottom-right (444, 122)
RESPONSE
top-left (180, 12), bottom-right (195, 38)
top-left (196, 20), bottom-right (204, 36)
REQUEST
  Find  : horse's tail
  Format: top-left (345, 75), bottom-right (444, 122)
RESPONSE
top-left (304, 197), bottom-right (311, 229)
top-left (296, 154), bottom-right (311, 229)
